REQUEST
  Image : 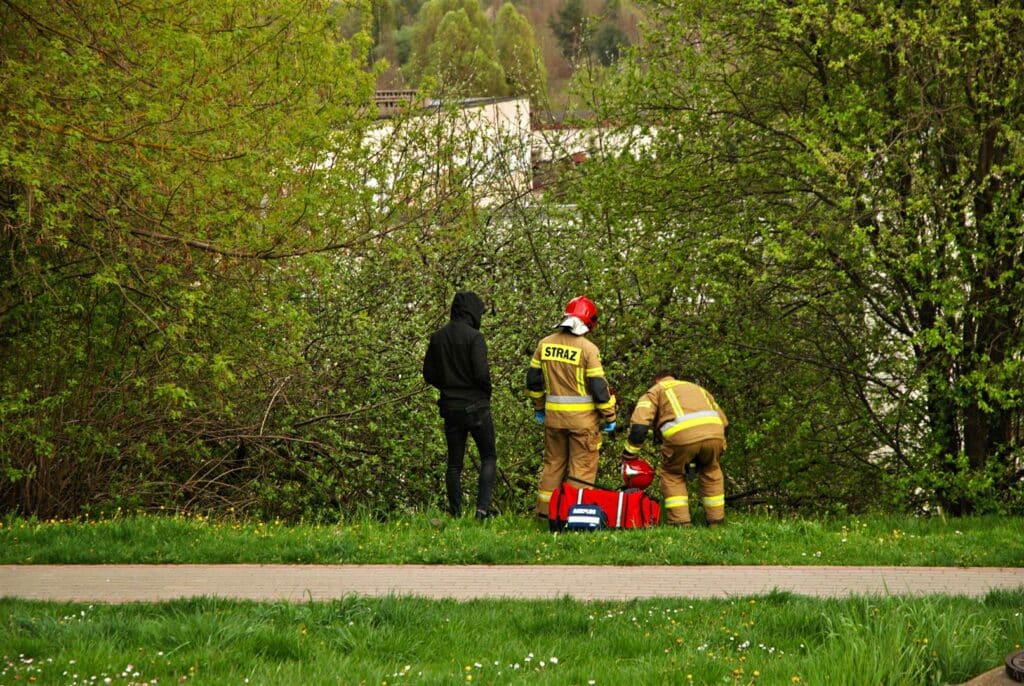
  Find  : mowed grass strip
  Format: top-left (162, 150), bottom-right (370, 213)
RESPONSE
top-left (2, 591), bottom-right (1021, 685)
top-left (1, 513), bottom-right (1022, 566)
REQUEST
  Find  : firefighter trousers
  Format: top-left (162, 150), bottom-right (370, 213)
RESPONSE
top-left (535, 427), bottom-right (601, 516)
top-left (659, 437), bottom-right (725, 525)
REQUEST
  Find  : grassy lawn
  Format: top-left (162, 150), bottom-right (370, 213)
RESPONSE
top-left (3, 513), bottom-right (1022, 684)
top-left (2, 591), bottom-right (1022, 686)
top-left (1, 512), bottom-right (1022, 566)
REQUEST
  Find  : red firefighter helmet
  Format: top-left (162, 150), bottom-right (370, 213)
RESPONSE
top-left (622, 458), bottom-right (655, 490)
top-left (564, 296), bottom-right (599, 330)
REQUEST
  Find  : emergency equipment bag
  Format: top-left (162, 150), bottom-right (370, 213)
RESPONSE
top-left (549, 480), bottom-right (661, 531)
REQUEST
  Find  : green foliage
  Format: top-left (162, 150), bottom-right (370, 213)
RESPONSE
top-left (400, 0), bottom-right (550, 100)
top-left (494, 3), bottom-right (549, 104)
top-left (3, 0), bottom-right (1022, 521)
top-left (592, 23), bottom-right (629, 66)
top-left (425, 8), bottom-right (508, 96)
top-left (0, 0), bottom-right (378, 517)
top-left (568, 0), bottom-right (1024, 514)
top-left (402, 0), bottom-right (502, 94)
top-left (549, 0), bottom-right (590, 61)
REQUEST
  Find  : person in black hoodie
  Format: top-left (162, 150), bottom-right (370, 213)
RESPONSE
top-left (422, 291), bottom-right (498, 519)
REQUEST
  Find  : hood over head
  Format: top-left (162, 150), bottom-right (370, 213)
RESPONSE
top-left (450, 290), bottom-right (486, 329)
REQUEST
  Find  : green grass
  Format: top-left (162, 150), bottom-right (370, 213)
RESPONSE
top-left (1, 591), bottom-right (1021, 685)
top-left (1, 512), bottom-right (1022, 566)
top-left (3, 513), bottom-right (1022, 684)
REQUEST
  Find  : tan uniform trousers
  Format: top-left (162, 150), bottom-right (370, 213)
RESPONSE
top-left (535, 427), bottom-right (602, 515)
top-left (659, 437), bottom-right (725, 525)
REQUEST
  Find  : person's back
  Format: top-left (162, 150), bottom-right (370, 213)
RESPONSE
top-left (423, 291), bottom-right (491, 414)
top-left (423, 291), bottom-right (497, 520)
top-left (646, 379), bottom-right (727, 446)
top-left (532, 328), bottom-right (606, 431)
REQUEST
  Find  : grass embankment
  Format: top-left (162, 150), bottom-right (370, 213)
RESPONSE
top-left (3, 513), bottom-right (1022, 684)
top-left (1, 512), bottom-right (1022, 566)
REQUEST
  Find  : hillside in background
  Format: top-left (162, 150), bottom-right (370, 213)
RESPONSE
top-left (370, 0), bottom-right (644, 108)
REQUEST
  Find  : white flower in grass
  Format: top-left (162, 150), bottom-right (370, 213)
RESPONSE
top-left (550, 657), bottom-right (558, 664)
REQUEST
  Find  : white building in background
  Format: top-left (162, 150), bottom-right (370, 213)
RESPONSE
top-left (366, 91), bottom-right (652, 204)
top-left (368, 91), bottom-right (533, 207)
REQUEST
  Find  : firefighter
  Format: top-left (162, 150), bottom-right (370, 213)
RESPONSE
top-left (526, 296), bottom-right (617, 517)
top-left (621, 371), bottom-right (728, 527)
top-left (423, 291), bottom-right (498, 520)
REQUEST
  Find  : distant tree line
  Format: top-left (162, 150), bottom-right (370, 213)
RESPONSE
top-left (370, 0), bottom-right (636, 103)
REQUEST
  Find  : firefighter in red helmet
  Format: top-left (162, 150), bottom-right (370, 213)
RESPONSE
top-left (526, 296), bottom-right (617, 517)
top-left (621, 371), bottom-right (728, 526)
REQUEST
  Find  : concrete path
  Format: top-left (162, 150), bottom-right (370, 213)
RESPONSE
top-left (3, 564), bottom-right (1023, 603)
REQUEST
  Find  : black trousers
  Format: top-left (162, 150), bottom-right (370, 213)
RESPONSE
top-left (442, 407), bottom-right (497, 516)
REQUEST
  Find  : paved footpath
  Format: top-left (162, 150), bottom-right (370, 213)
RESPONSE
top-left (2, 564), bottom-right (1023, 603)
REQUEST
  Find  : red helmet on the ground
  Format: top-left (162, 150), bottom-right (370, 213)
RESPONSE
top-left (564, 296), bottom-right (598, 330)
top-left (622, 458), bottom-right (655, 489)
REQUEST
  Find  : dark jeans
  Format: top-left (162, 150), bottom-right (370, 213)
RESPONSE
top-left (442, 406), bottom-right (497, 516)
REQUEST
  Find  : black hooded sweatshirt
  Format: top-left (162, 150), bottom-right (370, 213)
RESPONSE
top-left (423, 291), bottom-right (492, 414)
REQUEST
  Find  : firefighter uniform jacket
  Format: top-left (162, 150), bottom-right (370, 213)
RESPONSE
top-left (526, 330), bottom-right (616, 431)
top-left (624, 376), bottom-right (727, 454)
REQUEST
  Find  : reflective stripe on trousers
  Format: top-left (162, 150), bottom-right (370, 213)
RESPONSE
top-left (702, 494), bottom-right (724, 508)
top-left (665, 495), bottom-right (689, 509)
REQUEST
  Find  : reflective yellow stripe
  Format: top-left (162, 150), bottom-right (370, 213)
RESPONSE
top-left (530, 358), bottom-right (542, 368)
top-left (576, 366), bottom-right (585, 396)
top-left (663, 382), bottom-right (685, 420)
top-left (702, 494), bottom-right (724, 507)
top-left (624, 442), bottom-right (641, 455)
top-left (526, 390), bottom-right (545, 399)
top-left (585, 366), bottom-right (604, 377)
top-left (636, 399), bottom-right (653, 409)
top-left (595, 397), bottom-right (616, 410)
top-left (538, 490), bottom-right (553, 503)
top-left (662, 414), bottom-right (723, 438)
top-left (547, 400), bottom-right (597, 412)
top-left (665, 495), bottom-right (689, 509)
